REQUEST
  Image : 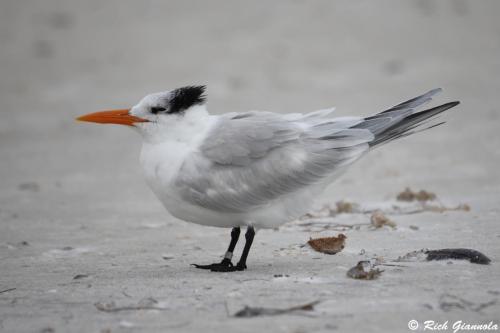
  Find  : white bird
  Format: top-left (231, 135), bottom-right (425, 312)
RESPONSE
top-left (77, 86), bottom-right (459, 272)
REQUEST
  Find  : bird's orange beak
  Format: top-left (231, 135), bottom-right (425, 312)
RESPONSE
top-left (76, 109), bottom-right (149, 126)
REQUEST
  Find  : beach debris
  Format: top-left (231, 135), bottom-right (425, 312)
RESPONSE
top-left (292, 189), bottom-right (471, 232)
top-left (0, 288), bottom-right (16, 294)
top-left (419, 203), bottom-right (471, 213)
top-left (73, 274), bottom-right (89, 280)
top-left (289, 219), bottom-right (368, 233)
top-left (273, 274), bottom-right (290, 278)
top-left (300, 205), bottom-right (335, 219)
top-left (370, 211), bottom-right (396, 229)
top-left (308, 234), bottom-right (346, 254)
top-left (426, 248), bottom-right (491, 265)
top-left (233, 300), bottom-right (320, 318)
top-left (95, 297), bottom-right (168, 312)
top-left (395, 249), bottom-right (428, 262)
top-left (439, 294), bottom-right (497, 313)
top-left (18, 182), bottom-right (40, 192)
top-left (397, 187), bottom-right (436, 202)
top-left (395, 188), bottom-right (470, 212)
top-left (162, 254), bottom-right (174, 260)
top-left (336, 201), bottom-right (358, 214)
top-left (299, 200), bottom-right (360, 219)
top-left (299, 188), bottom-right (470, 221)
top-left (347, 261), bottom-right (383, 280)
top-left (2, 241), bottom-right (30, 250)
top-left (396, 248), bottom-right (490, 265)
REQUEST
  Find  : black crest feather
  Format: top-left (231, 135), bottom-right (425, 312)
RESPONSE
top-left (169, 85), bottom-right (206, 114)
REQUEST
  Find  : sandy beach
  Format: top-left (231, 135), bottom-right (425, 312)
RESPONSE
top-left (1, 1), bottom-right (499, 332)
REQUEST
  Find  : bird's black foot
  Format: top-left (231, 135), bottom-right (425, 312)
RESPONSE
top-left (192, 259), bottom-right (248, 272)
top-left (192, 258), bottom-right (234, 270)
top-left (191, 226), bottom-right (254, 273)
top-left (210, 262), bottom-right (246, 272)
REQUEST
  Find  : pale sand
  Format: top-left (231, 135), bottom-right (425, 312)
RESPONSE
top-left (1, 1), bottom-right (499, 332)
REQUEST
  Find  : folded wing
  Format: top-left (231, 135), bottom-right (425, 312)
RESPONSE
top-left (175, 111), bottom-right (372, 213)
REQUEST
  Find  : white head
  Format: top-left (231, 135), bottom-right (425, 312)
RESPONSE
top-left (77, 86), bottom-right (209, 142)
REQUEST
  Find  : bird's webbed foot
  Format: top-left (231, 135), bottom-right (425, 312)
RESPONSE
top-left (192, 258), bottom-right (234, 271)
top-left (210, 262), bottom-right (246, 272)
top-left (191, 226), bottom-right (254, 272)
top-left (192, 258), bottom-right (248, 272)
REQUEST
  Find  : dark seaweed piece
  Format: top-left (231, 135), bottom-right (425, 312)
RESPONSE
top-left (426, 248), bottom-right (491, 265)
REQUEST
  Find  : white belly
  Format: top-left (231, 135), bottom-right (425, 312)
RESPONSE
top-left (152, 181), bottom-right (323, 229)
top-left (143, 151), bottom-right (326, 229)
top-left (140, 141), bottom-right (339, 229)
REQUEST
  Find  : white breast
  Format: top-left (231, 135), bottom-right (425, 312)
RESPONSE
top-left (139, 108), bottom-right (221, 224)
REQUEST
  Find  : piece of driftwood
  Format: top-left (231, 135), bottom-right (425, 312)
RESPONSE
top-left (95, 298), bottom-right (167, 312)
top-left (0, 288), bottom-right (16, 294)
top-left (439, 294), bottom-right (497, 312)
top-left (234, 300), bottom-right (320, 318)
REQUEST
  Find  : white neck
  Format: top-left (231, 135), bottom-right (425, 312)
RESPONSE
top-left (138, 105), bottom-right (217, 190)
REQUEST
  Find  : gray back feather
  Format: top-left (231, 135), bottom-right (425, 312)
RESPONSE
top-left (175, 111), bottom-right (372, 213)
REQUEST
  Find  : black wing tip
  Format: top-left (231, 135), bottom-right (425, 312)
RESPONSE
top-left (369, 100), bottom-right (459, 147)
top-left (441, 101), bottom-right (460, 109)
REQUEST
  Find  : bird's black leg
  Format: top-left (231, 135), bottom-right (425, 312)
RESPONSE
top-left (235, 226), bottom-right (255, 271)
top-left (192, 227), bottom-right (240, 270)
top-left (209, 226), bottom-right (255, 272)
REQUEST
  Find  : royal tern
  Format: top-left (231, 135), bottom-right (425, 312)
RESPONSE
top-left (77, 86), bottom-right (459, 272)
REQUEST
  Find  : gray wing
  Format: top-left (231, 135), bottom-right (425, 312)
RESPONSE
top-left (174, 111), bottom-right (373, 213)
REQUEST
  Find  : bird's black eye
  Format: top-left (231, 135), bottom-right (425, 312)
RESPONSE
top-left (151, 107), bottom-right (167, 114)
